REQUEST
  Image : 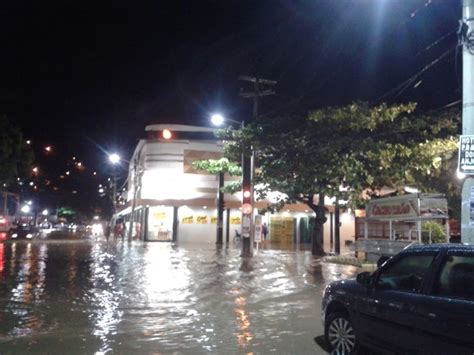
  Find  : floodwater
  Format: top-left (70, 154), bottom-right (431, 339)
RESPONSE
top-left (0, 240), bottom-right (358, 354)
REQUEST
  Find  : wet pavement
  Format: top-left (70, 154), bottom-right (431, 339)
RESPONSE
top-left (0, 240), bottom-right (359, 354)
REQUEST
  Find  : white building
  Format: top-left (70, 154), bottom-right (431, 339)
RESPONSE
top-left (119, 124), bottom-right (355, 249)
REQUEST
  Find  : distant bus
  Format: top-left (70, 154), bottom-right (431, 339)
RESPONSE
top-left (0, 191), bottom-right (20, 238)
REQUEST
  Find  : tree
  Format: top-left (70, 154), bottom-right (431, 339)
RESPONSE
top-left (220, 102), bottom-right (459, 256)
top-left (192, 157), bottom-right (242, 193)
top-left (0, 115), bottom-right (33, 185)
top-left (193, 157), bottom-right (242, 244)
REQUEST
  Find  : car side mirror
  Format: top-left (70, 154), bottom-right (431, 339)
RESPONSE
top-left (356, 271), bottom-right (373, 288)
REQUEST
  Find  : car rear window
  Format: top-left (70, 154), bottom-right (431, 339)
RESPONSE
top-left (433, 255), bottom-right (474, 300)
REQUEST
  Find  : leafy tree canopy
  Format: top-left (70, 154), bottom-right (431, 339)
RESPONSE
top-left (206, 102), bottom-right (459, 255)
top-left (0, 115), bottom-right (33, 185)
top-left (221, 102), bottom-right (459, 209)
top-left (192, 157), bottom-right (242, 194)
top-left (192, 157), bottom-right (241, 176)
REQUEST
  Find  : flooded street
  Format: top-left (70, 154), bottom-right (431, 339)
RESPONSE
top-left (0, 240), bottom-right (358, 354)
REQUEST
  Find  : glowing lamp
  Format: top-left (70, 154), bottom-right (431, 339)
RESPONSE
top-left (162, 129), bottom-right (172, 140)
top-left (242, 203), bottom-right (252, 215)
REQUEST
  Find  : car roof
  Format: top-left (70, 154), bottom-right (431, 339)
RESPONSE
top-left (400, 243), bottom-right (474, 255)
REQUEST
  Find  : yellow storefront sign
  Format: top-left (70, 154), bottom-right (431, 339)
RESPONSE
top-left (181, 216), bottom-right (194, 224)
top-left (211, 216), bottom-right (217, 224)
top-left (230, 216), bottom-right (241, 225)
top-left (196, 215), bottom-right (208, 224)
top-left (153, 211), bottom-right (166, 220)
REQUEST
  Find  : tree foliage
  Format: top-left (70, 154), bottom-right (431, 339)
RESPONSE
top-left (192, 157), bottom-right (241, 176)
top-left (0, 115), bottom-right (33, 185)
top-left (218, 102), bottom-right (459, 255)
top-left (192, 157), bottom-right (242, 194)
top-left (226, 102), bottom-right (459, 207)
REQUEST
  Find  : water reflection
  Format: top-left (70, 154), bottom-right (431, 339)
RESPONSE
top-left (89, 242), bottom-right (122, 354)
top-left (234, 295), bottom-right (253, 349)
top-left (0, 243), bottom-right (4, 275)
top-left (0, 241), bottom-right (358, 354)
top-left (7, 243), bottom-right (45, 337)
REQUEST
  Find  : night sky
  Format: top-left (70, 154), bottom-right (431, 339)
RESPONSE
top-left (0, 0), bottom-right (462, 214)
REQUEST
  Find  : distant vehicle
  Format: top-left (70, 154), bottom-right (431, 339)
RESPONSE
top-left (321, 244), bottom-right (474, 354)
top-left (9, 223), bottom-right (39, 240)
top-left (0, 192), bottom-right (20, 238)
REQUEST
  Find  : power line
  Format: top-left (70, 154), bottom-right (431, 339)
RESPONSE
top-left (377, 45), bottom-right (456, 102)
top-left (416, 29), bottom-right (457, 57)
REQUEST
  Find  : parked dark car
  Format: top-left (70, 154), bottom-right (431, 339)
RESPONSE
top-left (321, 244), bottom-right (474, 354)
top-left (8, 223), bottom-right (39, 240)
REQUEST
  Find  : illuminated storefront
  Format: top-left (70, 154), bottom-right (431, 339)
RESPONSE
top-left (120, 124), bottom-right (355, 247)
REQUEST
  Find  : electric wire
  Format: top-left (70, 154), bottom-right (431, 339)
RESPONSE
top-left (377, 45), bottom-right (456, 102)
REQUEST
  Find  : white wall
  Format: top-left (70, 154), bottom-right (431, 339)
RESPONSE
top-left (176, 207), bottom-right (241, 244)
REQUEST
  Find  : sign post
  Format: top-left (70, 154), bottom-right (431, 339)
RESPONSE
top-left (254, 215), bottom-right (262, 253)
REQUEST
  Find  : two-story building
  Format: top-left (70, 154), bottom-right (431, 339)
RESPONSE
top-left (117, 124), bottom-right (355, 249)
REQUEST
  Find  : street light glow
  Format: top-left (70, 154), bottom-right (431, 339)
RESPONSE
top-left (109, 153), bottom-right (120, 164)
top-left (211, 113), bottom-right (225, 126)
top-left (21, 205), bottom-right (30, 213)
top-left (42, 209), bottom-right (49, 216)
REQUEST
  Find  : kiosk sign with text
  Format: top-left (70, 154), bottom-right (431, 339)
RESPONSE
top-left (459, 135), bottom-right (474, 174)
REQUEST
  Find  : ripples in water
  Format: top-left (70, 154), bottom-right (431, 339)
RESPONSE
top-left (0, 240), bottom-right (358, 354)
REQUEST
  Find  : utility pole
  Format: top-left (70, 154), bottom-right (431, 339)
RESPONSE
top-left (216, 171), bottom-right (224, 245)
top-left (334, 200), bottom-right (341, 254)
top-left (112, 173), bottom-right (117, 215)
top-left (460, 0), bottom-right (474, 243)
top-left (238, 75), bottom-right (277, 257)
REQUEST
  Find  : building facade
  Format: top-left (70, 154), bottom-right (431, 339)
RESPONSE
top-left (119, 124), bottom-right (355, 249)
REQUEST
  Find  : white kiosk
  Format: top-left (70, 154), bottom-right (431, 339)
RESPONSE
top-left (364, 193), bottom-right (449, 242)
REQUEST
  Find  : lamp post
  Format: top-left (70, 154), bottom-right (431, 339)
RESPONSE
top-left (211, 114), bottom-right (253, 257)
top-left (127, 143), bottom-right (145, 243)
top-left (108, 153), bottom-right (120, 215)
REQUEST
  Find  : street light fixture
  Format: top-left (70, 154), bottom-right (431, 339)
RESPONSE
top-left (108, 153), bottom-right (120, 215)
top-left (211, 113), bottom-right (225, 126)
top-left (211, 113), bottom-right (242, 128)
top-left (109, 153), bottom-right (120, 164)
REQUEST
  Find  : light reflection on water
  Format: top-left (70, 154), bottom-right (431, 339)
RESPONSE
top-left (0, 241), bottom-right (358, 354)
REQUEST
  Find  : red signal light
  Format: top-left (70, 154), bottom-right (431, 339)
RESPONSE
top-left (242, 203), bottom-right (252, 215)
top-left (243, 190), bottom-right (251, 198)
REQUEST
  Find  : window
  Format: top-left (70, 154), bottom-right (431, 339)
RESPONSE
top-left (376, 255), bottom-right (435, 292)
top-left (434, 255), bottom-right (474, 300)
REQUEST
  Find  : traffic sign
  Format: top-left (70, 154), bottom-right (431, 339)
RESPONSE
top-left (459, 135), bottom-right (474, 174)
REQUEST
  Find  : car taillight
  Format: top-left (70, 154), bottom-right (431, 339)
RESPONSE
top-left (0, 232), bottom-right (6, 240)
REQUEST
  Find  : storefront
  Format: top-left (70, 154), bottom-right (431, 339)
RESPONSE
top-left (118, 124), bottom-right (356, 248)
